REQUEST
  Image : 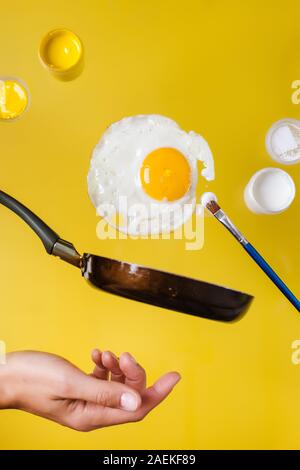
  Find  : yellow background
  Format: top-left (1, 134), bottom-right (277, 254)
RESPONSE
top-left (0, 0), bottom-right (300, 450)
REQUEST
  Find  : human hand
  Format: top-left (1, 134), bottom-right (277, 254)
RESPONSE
top-left (0, 350), bottom-right (180, 431)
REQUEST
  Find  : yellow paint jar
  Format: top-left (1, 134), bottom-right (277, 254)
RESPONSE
top-left (0, 77), bottom-right (29, 121)
top-left (39, 29), bottom-right (83, 81)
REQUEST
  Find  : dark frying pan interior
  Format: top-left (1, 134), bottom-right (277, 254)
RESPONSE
top-left (0, 189), bottom-right (253, 322)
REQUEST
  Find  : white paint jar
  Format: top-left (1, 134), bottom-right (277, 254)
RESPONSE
top-left (265, 118), bottom-right (300, 165)
top-left (244, 168), bottom-right (296, 214)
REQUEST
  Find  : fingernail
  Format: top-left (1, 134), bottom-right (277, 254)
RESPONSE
top-left (122, 352), bottom-right (137, 364)
top-left (121, 392), bottom-right (139, 411)
top-left (102, 351), bottom-right (111, 360)
top-left (171, 373), bottom-right (181, 389)
top-left (103, 351), bottom-right (118, 361)
top-left (173, 374), bottom-right (181, 386)
top-left (127, 353), bottom-right (137, 363)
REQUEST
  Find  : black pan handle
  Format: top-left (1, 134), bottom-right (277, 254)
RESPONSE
top-left (0, 190), bottom-right (59, 253)
top-left (0, 190), bottom-right (81, 267)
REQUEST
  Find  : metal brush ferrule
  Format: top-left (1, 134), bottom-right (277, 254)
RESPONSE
top-left (52, 239), bottom-right (82, 268)
top-left (214, 210), bottom-right (248, 245)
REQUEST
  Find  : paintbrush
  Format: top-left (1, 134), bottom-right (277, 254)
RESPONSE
top-left (203, 193), bottom-right (300, 312)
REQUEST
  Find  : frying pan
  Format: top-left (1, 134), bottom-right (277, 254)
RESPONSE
top-left (0, 190), bottom-right (253, 322)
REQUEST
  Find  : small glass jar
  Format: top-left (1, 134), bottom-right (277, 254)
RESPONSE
top-left (0, 76), bottom-right (30, 122)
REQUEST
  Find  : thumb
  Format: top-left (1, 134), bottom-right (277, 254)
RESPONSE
top-left (68, 373), bottom-right (142, 411)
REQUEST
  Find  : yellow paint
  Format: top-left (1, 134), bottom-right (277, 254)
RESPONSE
top-left (0, 79), bottom-right (28, 120)
top-left (140, 148), bottom-right (191, 201)
top-left (39, 29), bottom-right (82, 72)
top-left (0, 0), bottom-right (300, 450)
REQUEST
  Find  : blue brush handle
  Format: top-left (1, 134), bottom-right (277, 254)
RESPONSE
top-left (243, 242), bottom-right (300, 312)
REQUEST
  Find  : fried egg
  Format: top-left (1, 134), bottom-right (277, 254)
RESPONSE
top-left (87, 115), bottom-right (214, 235)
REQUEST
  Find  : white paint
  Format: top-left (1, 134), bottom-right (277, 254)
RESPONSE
top-left (273, 126), bottom-right (297, 155)
top-left (244, 168), bottom-right (295, 214)
top-left (200, 191), bottom-right (218, 207)
top-left (265, 118), bottom-right (300, 164)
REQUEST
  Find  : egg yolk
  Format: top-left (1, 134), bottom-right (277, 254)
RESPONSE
top-left (140, 148), bottom-right (191, 201)
top-left (0, 79), bottom-right (28, 120)
top-left (41, 30), bottom-right (81, 70)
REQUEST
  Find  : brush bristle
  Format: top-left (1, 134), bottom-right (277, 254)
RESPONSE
top-left (206, 200), bottom-right (220, 214)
